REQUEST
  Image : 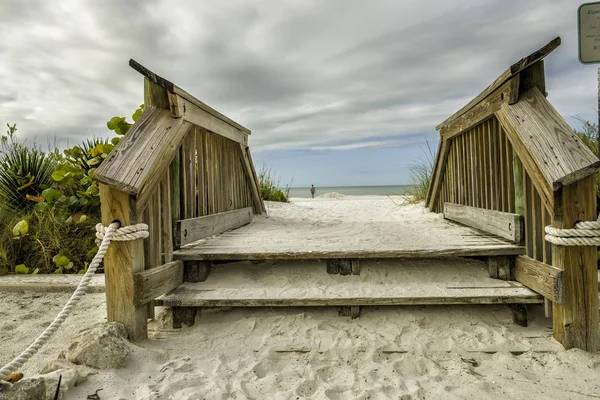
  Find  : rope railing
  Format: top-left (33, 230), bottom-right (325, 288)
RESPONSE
top-left (0, 222), bottom-right (149, 380)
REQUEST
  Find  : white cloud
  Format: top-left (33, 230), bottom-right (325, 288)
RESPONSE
top-left (0, 0), bottom-right (594, 152)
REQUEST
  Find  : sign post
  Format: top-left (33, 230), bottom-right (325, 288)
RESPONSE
top-left (578, 1), bottom-right (600, 157)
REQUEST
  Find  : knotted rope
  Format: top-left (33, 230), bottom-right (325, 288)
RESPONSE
top-left (545, 215), bottom-right (600, 246)
top-left (95, 223), bottom-right (149, 245)
top-left (0, 222), bottom-right (149, 380)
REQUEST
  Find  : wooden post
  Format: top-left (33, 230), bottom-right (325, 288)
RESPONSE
top-left (100, 184), bottom-right (147, 341)
top-left (552, 175), bottom-right (599, 351)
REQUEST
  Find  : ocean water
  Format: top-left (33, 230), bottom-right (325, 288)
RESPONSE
top-left (288, 185), bottom-right (413, 198)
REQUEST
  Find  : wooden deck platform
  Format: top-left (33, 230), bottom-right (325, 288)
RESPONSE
top-left (155, 258), bottom-right (542, 308)
top-left (174, 203), bottom-right (525, 261)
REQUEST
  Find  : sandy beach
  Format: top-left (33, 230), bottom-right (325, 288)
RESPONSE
top-left (2, 195), bottom-right (600, 399)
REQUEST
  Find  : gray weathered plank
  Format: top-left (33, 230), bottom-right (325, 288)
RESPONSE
top-left (174, 207), bottom-right (253, 248)
top-left (436, 37), bottom-right (560, 130)
top-left (174, 246), bottom-right (525, 261)
top-left (444, 202), bottom-right (523, 242)
top-left (94, 106), bottom-right (192, 212)
top-left (514, 255), bottom-right (564, 304)
top-left (133, 260), bottom-right (184, 306)
top-left (155, 283), bottom-right (542, 307)
top-left (496, 88), bottom-right (600, 193)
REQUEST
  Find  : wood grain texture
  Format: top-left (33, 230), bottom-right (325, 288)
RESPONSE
top-left (155, 283), bottom-right (542, 307)
top-left (436, 37), bottom-right (560, 131)
top-left (177, 95), bottom-right (248, 146)
top-left (444, 203), bottom-right (523, 242)
top-left (174, 207), bottom-right (253, 248)
top-left (133, 260), bottom-right (183, 306)
top-left (496, 88), bottom-right (600, 193)
top-left (426, 139), bottom-right (450, 211)
top-left (94, 106), bottom-right (191, 210)
top-left (515, 255), bottom-right (564, 303)
top-left (239, 145), bottom-right (266, 214)
top-left (99, 184), bottom-right (147, 341)
top-left (552, 176), bottom-right (599, 351)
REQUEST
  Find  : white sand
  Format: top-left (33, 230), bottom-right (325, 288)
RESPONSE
top-left (2, 195), bottom-right (600, 399)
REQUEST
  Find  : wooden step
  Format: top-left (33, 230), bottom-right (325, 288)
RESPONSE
top-left (155, 258), bottom-right (542, 308)
top-left (173, 217), bottom-right (525, 262)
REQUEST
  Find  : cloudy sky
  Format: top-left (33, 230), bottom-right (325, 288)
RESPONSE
top-left (0, 0), bottom-right (596, 186)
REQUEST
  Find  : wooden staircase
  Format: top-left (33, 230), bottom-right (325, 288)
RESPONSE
top-left (155, 258), bottom-right (542, 328)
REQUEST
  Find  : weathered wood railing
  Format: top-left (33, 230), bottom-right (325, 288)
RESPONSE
top-left (94, 60), bottom-right (265, 340)
top-left (427, 37), bottom-right (600, 351)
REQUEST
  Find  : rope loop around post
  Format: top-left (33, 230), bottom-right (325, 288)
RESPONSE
top-left (545, 214), bottom-right (600, 246)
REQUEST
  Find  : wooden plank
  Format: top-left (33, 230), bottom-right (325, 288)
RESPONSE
top-left (508, 73), bottom-right (521, 104)
top-left (552, 175), bottom-right (599, 351)
top-left (498, 126), bottom-right (507, 211)
top-left (182, 130), bottom-right (196, 219)
top-left (444, 203), bottom-right (523, 242)
top-left (94, 107), bottom-right (192, 214)
top-left (129, 59), bottom-right (251, 134)
top-left (532, 189), bottom-right (543, 261)
top-left (174, 246), bottom-right (525, 261)
top-left (488, 120), bottom-right (497, 210)
top-left (155, 283), bottom-right (542, 308)
top-left (133, 260), bottom-right (183, 306)
top-left (99, 184), bottom-right (147, 341)
top-left (506, 135), bottom-right (515, 213)
top-left (239, 145), bottom-right (266, 214)
top-left (174, 207), bottom-right (253, 248)
top-left (437, 37), bottom-right (560, 130)
top-left (178, 95), bottom-right (248, 146)
top-left (144, 78), bottom-right (170, 110)
top-left (170, 150), bottom-right (182, 236)
top-left (425, 140), bottom-right (443, 206)
top-left (523, 171), bottom-right (533, 257)
top-left (512, 149), bottom-right (524, 217)
top-left (196, 128), bottom-right (207, 217)
top-left (515, 255), bottom-right (564, 303)
top-left (519, 60), bottom-right (546, 97)
top-left (496, 88), bottom-right (600, 194)
top-left (161, 172), bottom-right (173, 263)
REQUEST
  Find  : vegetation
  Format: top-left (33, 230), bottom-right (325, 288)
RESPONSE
top-left (0, 106), bottom-right (143, 276)
top-left (573, 117), bottom-right (600, 215)
top-left (407, 140), bottom-right (435, 203)
top-left (258, 165), bottom-right (291, 202)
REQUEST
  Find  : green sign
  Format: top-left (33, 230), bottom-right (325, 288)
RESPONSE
top-left (579, 2), bottom-right (600, 63)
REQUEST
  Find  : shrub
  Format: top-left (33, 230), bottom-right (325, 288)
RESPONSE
top-left (258, 166), bottom-right (291, 202)
top-left (0, 125), bottom-right (57, 212)
top-left (0, 206), bottom-right (98, 275)
top-left (573, 118), bottom-right (600, 216)
top-left (407, 140), bottom-right (436, 203)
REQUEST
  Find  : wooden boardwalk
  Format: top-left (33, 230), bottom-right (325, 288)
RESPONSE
top-left (174, 209), bottom-right (524, 261)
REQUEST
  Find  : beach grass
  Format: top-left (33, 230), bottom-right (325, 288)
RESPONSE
top-left (258, 165), bottom-right (291, 202)
top-left (407, 140), bottom-right (435, 203)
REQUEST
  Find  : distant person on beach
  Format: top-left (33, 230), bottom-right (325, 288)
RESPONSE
top-left (310, 185), bottom-right (316, 198)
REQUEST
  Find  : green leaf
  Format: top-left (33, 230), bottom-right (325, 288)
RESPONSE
top-left (132, 107), bottom-right (143, 122)
top-left (107, 116), bottom-right (125, 131)
top-left (32, 268), bottom-right (39, 275)
top-left (51, 170), bottom-right (66, 182)
top-left (12, 220), bottom-right (28, 237)
top-left (42, 188), bottom-right (62, 203)
top-left (68, 196), bottom-right (79, 206)
top-left (15, 264), bottom-right (29, 274)
top-left (53, 268), bottom-right (63, 274)
top-left (111, 137), bottom-right (121, 146)
top-left (63, 262), bottom-right (74, 270)
top-left (34, 202), bottom-right (50, 213)
top-left (53, 255), bottom-right (71, 267)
